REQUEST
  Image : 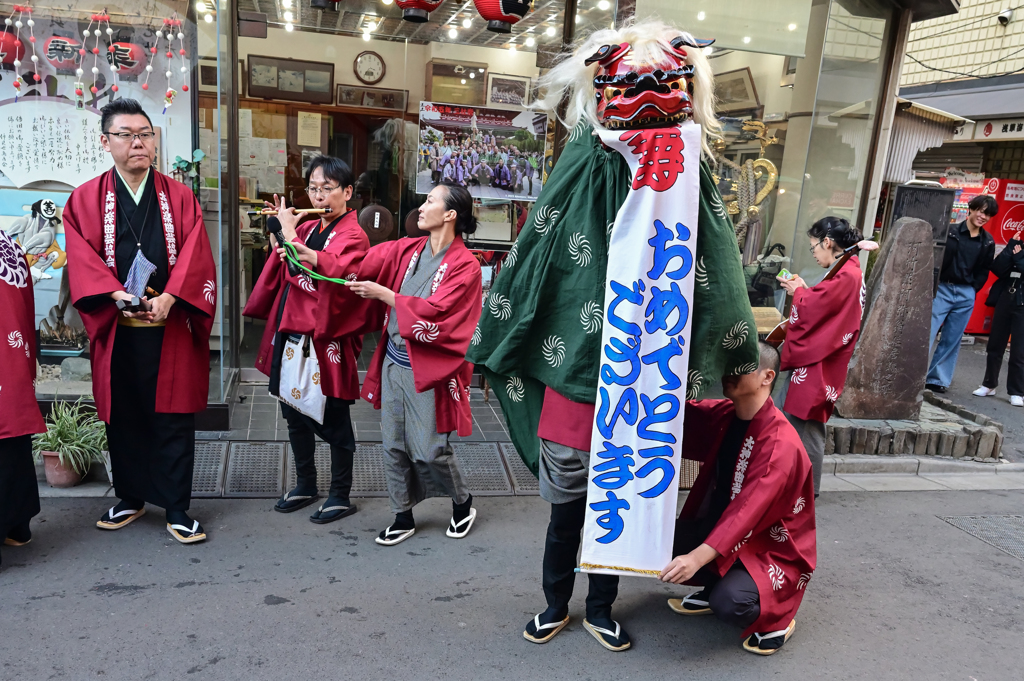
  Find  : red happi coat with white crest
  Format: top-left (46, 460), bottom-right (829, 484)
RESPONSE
top-left (0, 231), bottom-right (46, 439)
top-left (781, 255), bottom-right (864, 422)
top-left (243, 211), bottom-right (368, 400)
top-left (317, 236), bottom-right (482, 436)
top-left (63, 169), bottom-right (217, 422)
top-left (680, 397), bottom-right (817, 637)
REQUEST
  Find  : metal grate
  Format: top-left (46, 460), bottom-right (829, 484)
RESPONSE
top-left (452, 442), bottom-right (513, 496)
top-left (940, 515), bottom-right (1024, 562)
top-left (285, 443), bottom-right (332, 497)
top-left (498, 443), bottom-right (539, 496)
top-left (224, 442), bottom-right (286, 498)
top-left (352, 443), bottom-right (390, 498)
top-left (192, 442), bottom-right (227, 498)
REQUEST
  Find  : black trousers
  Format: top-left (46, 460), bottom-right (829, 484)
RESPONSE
top-left (281, 398), bottom-right (355, 502)
top-left (542, 497), bottom-right (619, 621)
top-left (673, 516), bottom-right (760, 630)
top-left (983, 291), bottom-right (1024, 396)
top-left (107, 326), bottom-right (196, 511)
top-left (0, 434), bottom-right (39, 541)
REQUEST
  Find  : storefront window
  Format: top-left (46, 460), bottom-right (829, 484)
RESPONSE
top-left (0, 1), bottom-right (228, 403)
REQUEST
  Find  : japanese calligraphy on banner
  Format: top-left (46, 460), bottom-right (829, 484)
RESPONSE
top-left (579, 121), bottom-right (701, 578)
top-left (0, 98), bottom-right (106, 188)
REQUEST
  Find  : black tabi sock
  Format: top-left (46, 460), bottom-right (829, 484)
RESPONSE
top-left (113, 498), bottom-right (144, 514)
top-left (392, 510), bottom-right (415, 531)
top-left (452, 494), bottom-right (473, 523)
top-left (7, 522), bottom-right (31, 544)
top-left (166, 510), bottom-right (195, 527)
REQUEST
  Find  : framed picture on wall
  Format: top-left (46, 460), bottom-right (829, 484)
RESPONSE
top-left (486, 73), bottom-right (531, 110)
top-left (336, 84), bottom-right (408, 112)
top-left (197, 58), bottom-right (246, 96)
top-left (248, 55), bottom-right (334, 104)
top-left (715, 68), bottom-right (760, 114)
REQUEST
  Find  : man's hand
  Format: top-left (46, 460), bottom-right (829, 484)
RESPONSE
top-left (110, 290), bottom-right (149, 319)
top-left (659, 543), bottom-right (720, 584)
top-left (278, 241), bottom-right (317, 269)
top-left (268, 194), bottom-right (306, 243)
top-left (136, 292), bottom-right (176, 324)
top-left (345, 280), bottom-right (396, 308)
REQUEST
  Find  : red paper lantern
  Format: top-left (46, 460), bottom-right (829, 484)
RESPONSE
top-left (396, 0), bottom-right (444, 23)
top-left (473, 0), bottom-right (533, 33)
top-left (0, 31), bottom-right (26, 66)
top-left (105, 42), bottom-right (147, 77)
top-left (43, 36), bottom-right (83, 71)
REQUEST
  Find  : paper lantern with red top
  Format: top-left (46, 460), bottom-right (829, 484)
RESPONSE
top-left (0, 31), bottom-right (25, 66)
top-left (43, 35), bottom-right (83, 71)
top-left (105, 42), bottom-right (147, 77)
top-left (473, 0), bottom-right (533, 33)
top-left (396, 0), bottom-right (444, 23)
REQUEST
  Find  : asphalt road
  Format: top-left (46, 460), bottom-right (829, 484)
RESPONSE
top-left (2, 490), bottom-right (1023, 680)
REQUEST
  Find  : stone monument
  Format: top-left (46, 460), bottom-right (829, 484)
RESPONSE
top-left (836, 217), bottom-right (934, 420)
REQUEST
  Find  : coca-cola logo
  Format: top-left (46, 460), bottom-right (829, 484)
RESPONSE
top-left (1002, 204), bottom-right (1024, 241)
top-left (986, 178), bottom-right (1000, 193)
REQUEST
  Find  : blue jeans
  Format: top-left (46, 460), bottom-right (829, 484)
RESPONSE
top-left (926, 282), bottom-right (977, 388)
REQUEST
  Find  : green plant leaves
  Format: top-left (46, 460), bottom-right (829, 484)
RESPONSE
top-left (32, 397), bottom-right (106, 476)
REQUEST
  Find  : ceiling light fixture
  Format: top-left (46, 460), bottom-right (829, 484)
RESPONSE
top-left (743, 36), bottom-right (751, 43)
top-left (469, 72), bottom-right (475, 78)
top-left (788, 23), bottom-right (797, 30)
top-left (509, 44), bottom-right (517, 53)
top-left (196, 1), bottom-right (207, 12)
top-left (448, 27), bottom-right (458, 39)
top-left (545, 25), bottom-right (556, 36)
top-left (382, 0), bottom-right (393, 4)
top-left (525, 36), bottom-right (535, 47)
top-left (461, 78), bottom-right (466, 84)
top-left (598, 0), bottom-right (610, 10)
top-left (285, 23), bottom-right (294, 32)
top-left (462, 18), bottom-right (472, 28)
top-left (362, 31), bottom-right (371, 40)
top-left (204, 13), bottom-right (213, 23)
top-left (697, 11), bottom-right (705, 20)
top-left (283, 11), bottom-right (293, 21)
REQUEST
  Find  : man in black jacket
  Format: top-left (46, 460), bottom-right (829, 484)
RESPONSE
top-left (973, 234), bottom-right (1024, 406)
top-left (925, 195), bottom-right (998, 393)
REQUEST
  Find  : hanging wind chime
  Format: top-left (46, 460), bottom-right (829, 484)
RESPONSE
top-left (5, 5), bottom-right (40, 101)
top-left (151, 14), bottom-right (187, 113)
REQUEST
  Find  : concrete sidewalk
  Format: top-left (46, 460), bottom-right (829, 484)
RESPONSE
top-left (3, 492), bottom-right (1023, 680)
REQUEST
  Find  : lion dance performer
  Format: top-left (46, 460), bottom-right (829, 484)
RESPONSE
top-left (468, 21), bottom-right (769, 651)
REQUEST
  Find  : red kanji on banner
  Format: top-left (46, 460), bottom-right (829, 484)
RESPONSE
top-left (619, 129), bottom-right (685, 192)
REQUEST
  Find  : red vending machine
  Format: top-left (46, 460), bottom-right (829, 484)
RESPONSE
top-left (965, 178), bottom-right (1024, 333)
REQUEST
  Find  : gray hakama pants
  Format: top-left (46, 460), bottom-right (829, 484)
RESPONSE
top-left (381, 356), bottom-right (471, 514)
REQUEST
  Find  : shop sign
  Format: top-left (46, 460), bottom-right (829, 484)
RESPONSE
top-left (974, 119), bottom-right (1024, 140)
top-left (1005, 182), bottom-right (1024, 204)
top-left (952, 121), bottom-right (974, 141)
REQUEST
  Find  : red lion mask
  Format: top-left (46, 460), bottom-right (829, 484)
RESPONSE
top-left (588, 35), bottom-right (713, 130)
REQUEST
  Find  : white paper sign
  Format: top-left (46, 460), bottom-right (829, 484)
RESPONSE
top-left (296, 112), bottom-right (321, 147)
top-left (580, 122), bottom-right (702, 578)
top-left (0, 99), bottom-right (107, 188)
top-left (238, 108), bottom-right (253, 138)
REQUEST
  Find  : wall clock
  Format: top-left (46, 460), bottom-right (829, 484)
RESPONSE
top-left (354, 51), bottom-right (386, 85)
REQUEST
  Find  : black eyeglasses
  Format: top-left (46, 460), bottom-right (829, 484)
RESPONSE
top-left (104, 131), bottom-right (156, 142)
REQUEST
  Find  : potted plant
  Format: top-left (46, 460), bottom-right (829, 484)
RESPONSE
top-left (33, 398), bottom-right (107, 488)
top-left (171, 149), bottom-right (207, 195)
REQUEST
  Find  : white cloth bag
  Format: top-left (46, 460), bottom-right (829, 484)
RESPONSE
top-left (278, 335), bottom-right (326, 424)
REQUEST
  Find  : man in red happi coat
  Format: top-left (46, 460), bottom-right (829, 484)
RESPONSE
top-left (63, 99), bottom-right (217, 545)
top-left (0, 229), bottom-right (47, 569)
top-left (244, 155), bottom-right (368, 523)
top-left (660, 342), bottom-right (816, 656)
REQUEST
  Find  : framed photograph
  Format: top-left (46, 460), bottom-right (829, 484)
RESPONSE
top-left (336, 84), bottom-right (408, 112)
top-left (248, 55), bottom-right (334, 104)
top-left (486, 73), bottom-right (531, 110)
top-left (196, 58), bottom-right (245, 96)
top-left (715, 68), bottom-right (760, 114)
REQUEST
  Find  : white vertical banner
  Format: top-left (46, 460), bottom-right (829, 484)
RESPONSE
top-left (580, 121), bottom-right (701, 577)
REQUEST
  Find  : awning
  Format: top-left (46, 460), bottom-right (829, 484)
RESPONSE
top-left (900, 76), bottom-right (1024, 120)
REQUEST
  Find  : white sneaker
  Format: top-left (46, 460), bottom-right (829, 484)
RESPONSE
top-left (973, 386), bottom-right (997, 397)
top-left (1010, 395), bottom-right (1024, 407)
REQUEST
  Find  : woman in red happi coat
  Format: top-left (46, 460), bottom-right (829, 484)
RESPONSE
top-left (319, 181), bottom-right (483, 547)
top-left (777, 217), bottom-right (866, 495)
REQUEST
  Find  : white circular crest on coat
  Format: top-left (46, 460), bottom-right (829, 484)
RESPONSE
top-left (769, 525), bottom-right (790, 543)
top-left (8, 330), bottom-right (24, 348)
top-left (326, 341), bottom-right (341, 365)
top-left (471, 325), bottom-right (482, 346)
top-left (791, 367), bottom-right (807, 384)
top-left (412, 320), bottom-right (440, 343)
top-left (448, 378), bottom-right (461, 402)
top-left (533, 206), bottom-right (559, 236)
top-left (722, 320), bottom-right (749, 350)
top-left (504, 241), bottom-right (519, 268)
top-left (506, 376), bottom-right (525, 402)
top-left (580, 300), bottom-right (602, 334)
top-left (541, 335), bottom-right (565, 368)
top-left (686, 369), bottom-right (704, 400)
top-left (695, 256), bottom-right (709, 290)
top-left (489, 293), bottom-right (512, 321)
top-left (203, 279), bottom-right (216, 305)
top-left (825, 385), bottom-right (839, 403)
top-left (568, 233), bottom-right (592, 267)
top-left (793, 496), bottom-right (806, 515)
top-left (768, 563), bottom-right (786, 591)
